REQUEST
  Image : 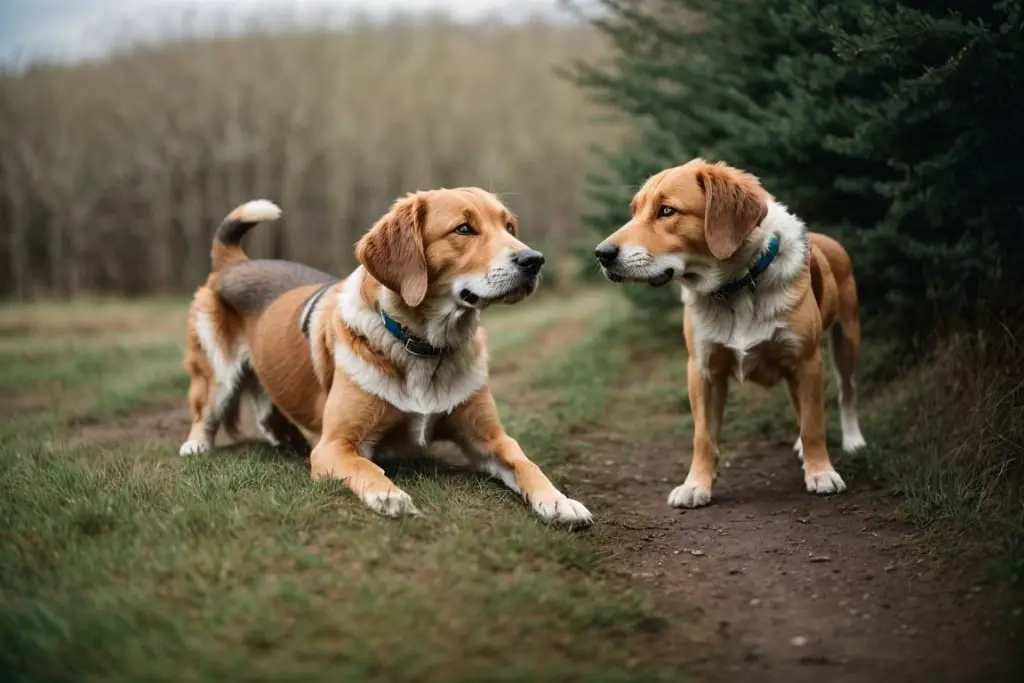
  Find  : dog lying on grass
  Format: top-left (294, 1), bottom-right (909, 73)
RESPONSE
top-left (180, 188), bottom-right (592, 525)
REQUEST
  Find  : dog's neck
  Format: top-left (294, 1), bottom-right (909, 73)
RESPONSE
top-left (335, 267), bottom-right (490, 415)
top-left (372, 277), bottom-right (481, 351)
top-left (696, 200), bottom-right (809, 305)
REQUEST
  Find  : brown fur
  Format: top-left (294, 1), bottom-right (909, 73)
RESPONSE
top-left (599, 159), bottom-right (863, 504)
top-left (181, 189), bottom-right (588, 523)
top-left (356, 194), bottom-right (429, 308)
top-left (696, 162), bottom-right (770, 260)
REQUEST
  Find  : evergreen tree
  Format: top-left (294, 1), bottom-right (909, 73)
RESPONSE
top-left (573, 0), bottom-right (1024, 348)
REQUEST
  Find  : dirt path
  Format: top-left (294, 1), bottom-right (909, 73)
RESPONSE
top-left (563, 371), bottom-right (1022, 682)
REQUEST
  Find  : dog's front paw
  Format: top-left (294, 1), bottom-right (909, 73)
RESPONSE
top-left (805, 467), bottom-right (846, 495)
top-left (667, 480), bottom-right (712, 508)
top-left (530, 493), bottom-right (593, 527)
top-left (361, 489), bottom-right (423, 518)
top-left (793, 437), bottom-right (804, 461)
top-left (178, 440), bottom-right (209, 456)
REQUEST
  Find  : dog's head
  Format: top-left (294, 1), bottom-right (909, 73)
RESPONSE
top-left (593, 159), bottom-right (771, 294)
top-left (356, 187), bottom-right (542, 310)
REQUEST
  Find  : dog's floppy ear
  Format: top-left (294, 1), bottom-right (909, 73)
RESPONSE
top-left (697, 163), bottom-right (769, 261)
top-left (357, 194), bottom-right (429, 307)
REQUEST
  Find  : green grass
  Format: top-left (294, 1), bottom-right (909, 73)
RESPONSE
top-left (0, 295), bottom-right (686, 683)
top-left (852, 330), bottom-right (1024, 586)
top-left (0, 336), bottom-right (187, 442)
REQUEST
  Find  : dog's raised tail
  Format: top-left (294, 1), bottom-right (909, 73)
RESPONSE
top-left (211, 199), bottom-right (282, 271)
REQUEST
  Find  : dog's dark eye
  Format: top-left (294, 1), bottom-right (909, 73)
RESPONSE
top-left (454, 223), bottom-right (477, 236)
top-left (505, 223), bottom-right (515, 234)
top-left (658, 205), bottom-right (677, 218)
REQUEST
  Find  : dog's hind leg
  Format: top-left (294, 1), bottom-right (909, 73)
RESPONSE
top-left (829, 278), bottom-right (867, 453)
top-left (253, 390), bottom-right (309, 455)
top-left (180, 363), bottom-right (247, 456)
top-left (787, 381), bottom-right (804, 461)
top-left (181, 315), bottom-right (218, 455)
top-left (180, 302), bottom-right (247, 456)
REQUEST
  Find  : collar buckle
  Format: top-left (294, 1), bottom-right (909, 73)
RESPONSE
top-left (404, 337), bottom-right (431, 358)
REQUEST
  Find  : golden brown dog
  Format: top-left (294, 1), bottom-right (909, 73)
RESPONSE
top-left (594, 158), bottom-right (866, 508)
top-left (181, 189), bottom-right (592, 524)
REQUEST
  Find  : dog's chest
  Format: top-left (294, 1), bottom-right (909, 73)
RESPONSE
top-left (364, 412), bottom-right (440, 461)
top-left (335, 343), bottom-right (487, 415)
top-left (694, 299), bottom-right (796, 385)
top-left (726, 339), bottom-right (795, 386)
top-left (395, 356), bottom-right (486, 414)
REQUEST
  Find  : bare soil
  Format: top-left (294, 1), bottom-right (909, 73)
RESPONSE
top-left (560, 390), bottom-right (1023, 681)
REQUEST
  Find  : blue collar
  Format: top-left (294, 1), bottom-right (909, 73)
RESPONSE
top-left (711, 234), bottom-right (781, 302)
top-left (377, 305), bottom-right (444, 357)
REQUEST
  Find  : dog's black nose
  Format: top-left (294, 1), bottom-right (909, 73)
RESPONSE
top-left (594, 243), bottom-right (619, 266)
top-left (513, 249), bottom-right (545, 275)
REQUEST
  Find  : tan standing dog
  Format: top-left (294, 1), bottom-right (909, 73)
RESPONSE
top-left (594, 159), bottom-right (866, 508)
top-left (181, 188), bottom-right (592, 525)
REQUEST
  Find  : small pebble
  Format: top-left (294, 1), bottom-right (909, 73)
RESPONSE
top-left (791, 636), bottom-right (808, 647)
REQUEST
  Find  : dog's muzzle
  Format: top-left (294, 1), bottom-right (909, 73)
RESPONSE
top-left (458, 249), bottom-right (544, 307)
top-left (594, 242), bottom-right (674, 287)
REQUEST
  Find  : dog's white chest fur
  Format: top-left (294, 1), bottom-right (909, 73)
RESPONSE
top-left (336, 348), bottom-right (486, 415)
top-left (685, 201), bottom-right (808, 383)
top-left (334, 269), bottom-right (488, 415)
top-left (690, 295), bottom-right (792, 382)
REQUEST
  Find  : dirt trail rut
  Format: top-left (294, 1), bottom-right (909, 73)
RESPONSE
top-left (564, 424), bottom-right (1022, 682)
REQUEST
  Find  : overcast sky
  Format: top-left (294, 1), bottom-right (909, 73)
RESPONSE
top-left (0, 0), bottom-right (573, 64)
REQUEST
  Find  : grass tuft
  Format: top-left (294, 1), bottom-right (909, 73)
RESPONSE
top-left (857, 326), bottom-right (1024, 585)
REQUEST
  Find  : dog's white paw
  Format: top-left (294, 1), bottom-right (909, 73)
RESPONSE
top-left (842, 432), bottom-right (867, 454)
top-left (361, 490), bottom-right (422, 518)
top-left (667, 481), bottom-right (713, 508)
top-left (179, 440), bottom-right (209, 456)
top-left (793, 437), bottom-right (804, 461)
top-left (805, 468), bottom-right (847, 495)
top-left (530, 494), bottom-right (593, 526)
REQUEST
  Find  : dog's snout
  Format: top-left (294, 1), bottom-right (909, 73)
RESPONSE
top-left (594, 243), bottom-right (619, 266)
top-left (513, 249), bottom-right (545, 275)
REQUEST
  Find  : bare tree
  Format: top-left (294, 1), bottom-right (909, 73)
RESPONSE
top-left (0, 9), bottom-right (620, 298)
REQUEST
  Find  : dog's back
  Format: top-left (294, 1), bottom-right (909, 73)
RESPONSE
top-left (217, 259), bottom-right (338, 317)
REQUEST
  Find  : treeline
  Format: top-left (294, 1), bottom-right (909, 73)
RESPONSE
top-left (575, 0), bottom-right (1024, 350)
top-left (0, 13), bottom-right (616, 298)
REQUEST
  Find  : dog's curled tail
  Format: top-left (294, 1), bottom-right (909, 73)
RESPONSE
top-left (211, 199), bottom-right (282, 271)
